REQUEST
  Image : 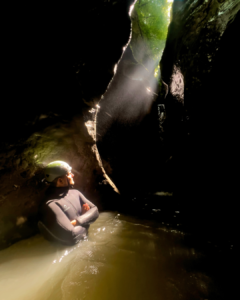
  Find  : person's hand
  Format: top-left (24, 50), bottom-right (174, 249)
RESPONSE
top-left (82, 203), bottom-right (90, 215)
top-left (71, 219), bottom-right (77, 226)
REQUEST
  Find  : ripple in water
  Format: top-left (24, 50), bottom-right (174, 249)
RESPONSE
top-left (0, 212), bottom-right (227, 300)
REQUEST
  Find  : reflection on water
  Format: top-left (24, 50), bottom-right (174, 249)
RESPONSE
top-left (0, 212), bottom-right (224, 300)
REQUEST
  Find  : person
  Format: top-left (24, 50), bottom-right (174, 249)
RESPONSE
top-left (38, 161), bottom-right (99, 245)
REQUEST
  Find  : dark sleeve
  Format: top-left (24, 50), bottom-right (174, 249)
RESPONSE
top-left (40, 201), bottom-right (87, 245)
top-left (76, 192), bottom-right (99, 226)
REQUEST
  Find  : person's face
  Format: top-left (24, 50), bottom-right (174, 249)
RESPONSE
top-left (67, 171), bottom-right (74, 185)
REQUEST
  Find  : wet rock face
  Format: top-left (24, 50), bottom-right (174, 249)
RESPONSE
top-left (0, 0), bottom-right (134, 249)
top-left (159, 1), bottom-right (240, 236)
top-left (96, 0), bottom-right (240, 193)
top-left (96, 46), bottom-right (161, 196)
top-left (96, 0), bottom-right (240, 239)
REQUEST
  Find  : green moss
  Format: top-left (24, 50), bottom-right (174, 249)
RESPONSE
top-left (130, 0), bottom-right (172, 72)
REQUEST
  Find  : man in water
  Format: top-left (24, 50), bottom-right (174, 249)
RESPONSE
top-left (38, 161), bottom-right (99, 245)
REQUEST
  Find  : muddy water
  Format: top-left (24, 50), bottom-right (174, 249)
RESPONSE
top-left (0, 212), bottom-right (225, 300)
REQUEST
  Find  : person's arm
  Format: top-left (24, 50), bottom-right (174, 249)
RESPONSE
top-left (41, 202), bottom-right (87, 244)
top-left (76, 193), bottom-right (99, 226)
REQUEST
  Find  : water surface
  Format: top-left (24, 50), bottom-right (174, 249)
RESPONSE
top-left (0, 212), bottom-right (226, 300)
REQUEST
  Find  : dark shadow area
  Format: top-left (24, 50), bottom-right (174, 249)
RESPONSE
top-left (1, 1), bottom-right (135, 248)
top-left (170, 10), bottom-right (240, 243)
top-left (96, 46), bottom-right (164, 197)
top-left (1, 1), bottom-right (134, 143)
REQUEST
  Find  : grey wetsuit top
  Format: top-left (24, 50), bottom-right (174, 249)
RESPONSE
top-left (39, 186), bottom-right (99, 245)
